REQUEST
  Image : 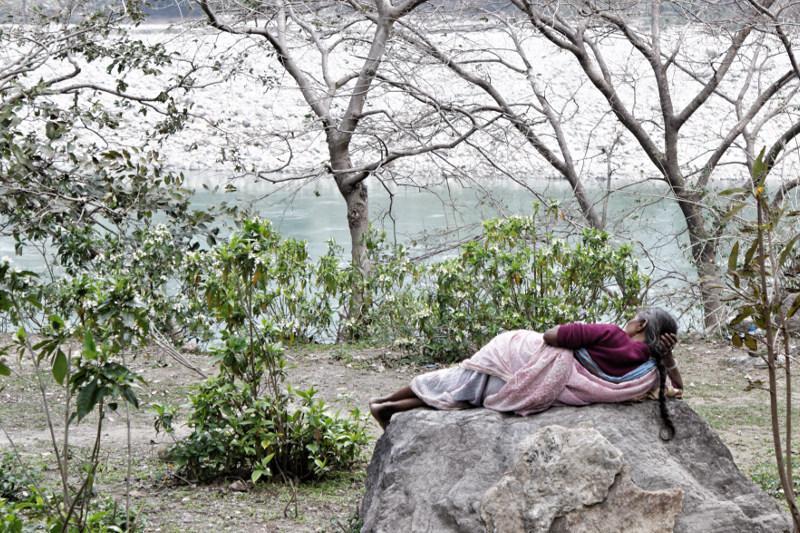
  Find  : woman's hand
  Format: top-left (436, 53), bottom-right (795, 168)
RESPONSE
top-left (543, 326), bottom-right (560, 346)
top-left (659, 333), bottom-right (678, 354)
top-left (659, 332), bottom-right (684, 391)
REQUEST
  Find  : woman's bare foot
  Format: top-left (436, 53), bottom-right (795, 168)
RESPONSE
top-left (369, 401), bottom-right (391, 429)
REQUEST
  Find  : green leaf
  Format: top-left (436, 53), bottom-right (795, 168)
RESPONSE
top-left (0, 360), bottom-right (10, 377)
top-left (49, 315), bottom-right (64, 333)
top-left (788, 294), bottom-right (800, 319)
top-left (728, 241), bottom-right (740, 272)
top-left (721, 202), bottom-right (747, 224)
top-left (779, 235), bottom-right (799, 268)
top-left (732, 334), bottom-right (743, 348)
top-left (120, 385), bottom-right (139, 409)
top-left (15, 326), bottom-right (26, 344)
top-left (753, 146), bottom-right (768, 184)
top-left (52, 351), bottom-right (67, 385)
top-left (729, 307), bottom-right (752, 326)
top-left (83, 330), bottom-right (98, 360)
top-left (45, 121), bottom-right (63, 140)
top-left (719, 187), bottom-right (748, 196)
top-left (76, 380), bottom-right (99, 421)
top-left (744, 334), bottom-right (758, 351)
top-left (744, 240), bottom-right (758, 268)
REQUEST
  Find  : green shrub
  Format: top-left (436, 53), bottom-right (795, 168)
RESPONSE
top-left (416, 217), bottom-right (645, 361)
top-left (324, 231), bottom-right (424, 344)
top-left (0, 499), bottom-right (23, 533)
top-left (0, 481), bottom-right (141, 533)
top-left (84, 496), bottom-right (143, 532)
top-left (0, 453), bottom-right (40, 502)
top-left (169, 218), bottom-right (368, 484)
top-left (168, 378), bottom-right (367, 483)
top-left (184, 218), bottom-right (335, 345)
top-left (175, 209), bottom-right (646, 363)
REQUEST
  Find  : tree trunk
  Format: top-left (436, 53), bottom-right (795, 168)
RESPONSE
top-left (328, 142), bottom-right (369, 275)
top-left (339, 181), bottom-right (369, 334)
top-left (696, 253), bottom-right (725, 332)
top-left (344, 181), bottom-right (369, 277)
top-left (329, 143), bottom-right (370, 331)
top-left (674, 188), bottom-right (725, 331)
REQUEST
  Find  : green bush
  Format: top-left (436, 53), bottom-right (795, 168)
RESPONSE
top-left (168, 378), bottom-right (367, 483)
top-left (174, 209), bottom-right (646, 363)
top-left (169, 218), bottom-right (368, 484)
top-left (0, 499), bottom-right (23, 533)
top-left (0, 493), bottom-right (141, 532)
top-left (323, 231), bottom-right (424, 344)
top-left (184, 218), bottom-right (335, 345)
top-left (176, 212), bottom-right (645, 362)
top-left (416, 217), bottom-right (645, 361)
top-left (0, 453), bottom-right (39, 502)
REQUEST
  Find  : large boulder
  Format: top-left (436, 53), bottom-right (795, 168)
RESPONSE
top-left (360, 402), bottom-right (789, 532)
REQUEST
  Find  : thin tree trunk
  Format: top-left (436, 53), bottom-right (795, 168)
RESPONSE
top-left (329, 144), bottom-right (370, 277)
top-left (756, 196), bottom-right (800, 529)
top-left (697, 257), bottom-right (724, 331)
top-left (341, 181), bottom-right (369, 331)
top-left (330, 146), bottom-right (370, 327)
top-left (673, 187), bottom-right (725, 331)
top-left (344, 182), bottom-right (369, 277)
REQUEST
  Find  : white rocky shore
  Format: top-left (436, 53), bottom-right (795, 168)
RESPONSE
top-left (14, 20), bottom-right (800, 189)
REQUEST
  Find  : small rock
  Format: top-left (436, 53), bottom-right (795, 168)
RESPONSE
top-left (754, 354), bottom-right (786, 368)
top-left (155, 443), bottom-right (172, 460)
top-left (229, 479), bottom-right (249, 492)
top-left (182, 339), bottom-right (201, 353)
top-left (724, 355), bottom-right (759, 367)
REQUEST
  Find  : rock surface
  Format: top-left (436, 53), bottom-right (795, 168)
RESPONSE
top-left (360, 402), bottom-right (790, 532)
top-left (480, 427), bottom-right (683, 533)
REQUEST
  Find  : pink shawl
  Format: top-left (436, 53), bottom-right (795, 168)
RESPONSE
top-left (460, 330), bottom-right (657, 416)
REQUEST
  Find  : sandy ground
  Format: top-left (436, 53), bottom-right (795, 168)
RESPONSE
top-left (0, 337), bottom-right (796, 531)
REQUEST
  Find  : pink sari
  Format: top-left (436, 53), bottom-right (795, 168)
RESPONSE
top-left (458, 330), bottom-right (657, 416)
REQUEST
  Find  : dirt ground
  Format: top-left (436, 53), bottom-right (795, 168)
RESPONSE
top-left (0, 338), bottom-right (795, 531)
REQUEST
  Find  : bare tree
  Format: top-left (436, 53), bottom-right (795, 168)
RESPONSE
top-left (194, 0), bottom-right (491, 287)
top-left (403, 0), bottom-right (800, 330)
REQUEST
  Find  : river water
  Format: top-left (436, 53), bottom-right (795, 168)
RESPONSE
top-left (188, 173), bottom-right (685, 260)
top-left (3, 172), bottom-right (686, 265)
top-left (0, 170), bottom-right (776, 330)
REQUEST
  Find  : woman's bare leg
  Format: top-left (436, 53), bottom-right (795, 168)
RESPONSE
top-left (369, 397), bottom-right (426, 429)
top-left (369, 386), bottom-right (417, 404)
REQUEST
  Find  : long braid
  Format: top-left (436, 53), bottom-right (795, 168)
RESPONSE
top-left (638, 308), bottom-right (678, 441)
top-left (651, 342), bottom-right (675, 441)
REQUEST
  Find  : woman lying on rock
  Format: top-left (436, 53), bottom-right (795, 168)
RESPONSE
top-left (369, 307), bottom-right (682, 438)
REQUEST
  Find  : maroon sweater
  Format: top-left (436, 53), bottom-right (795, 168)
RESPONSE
top-left (556, 322), bottom-right (650, 377)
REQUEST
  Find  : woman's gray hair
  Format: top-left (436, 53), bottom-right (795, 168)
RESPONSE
top-left (637, 307), bottom-right (679, 358)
